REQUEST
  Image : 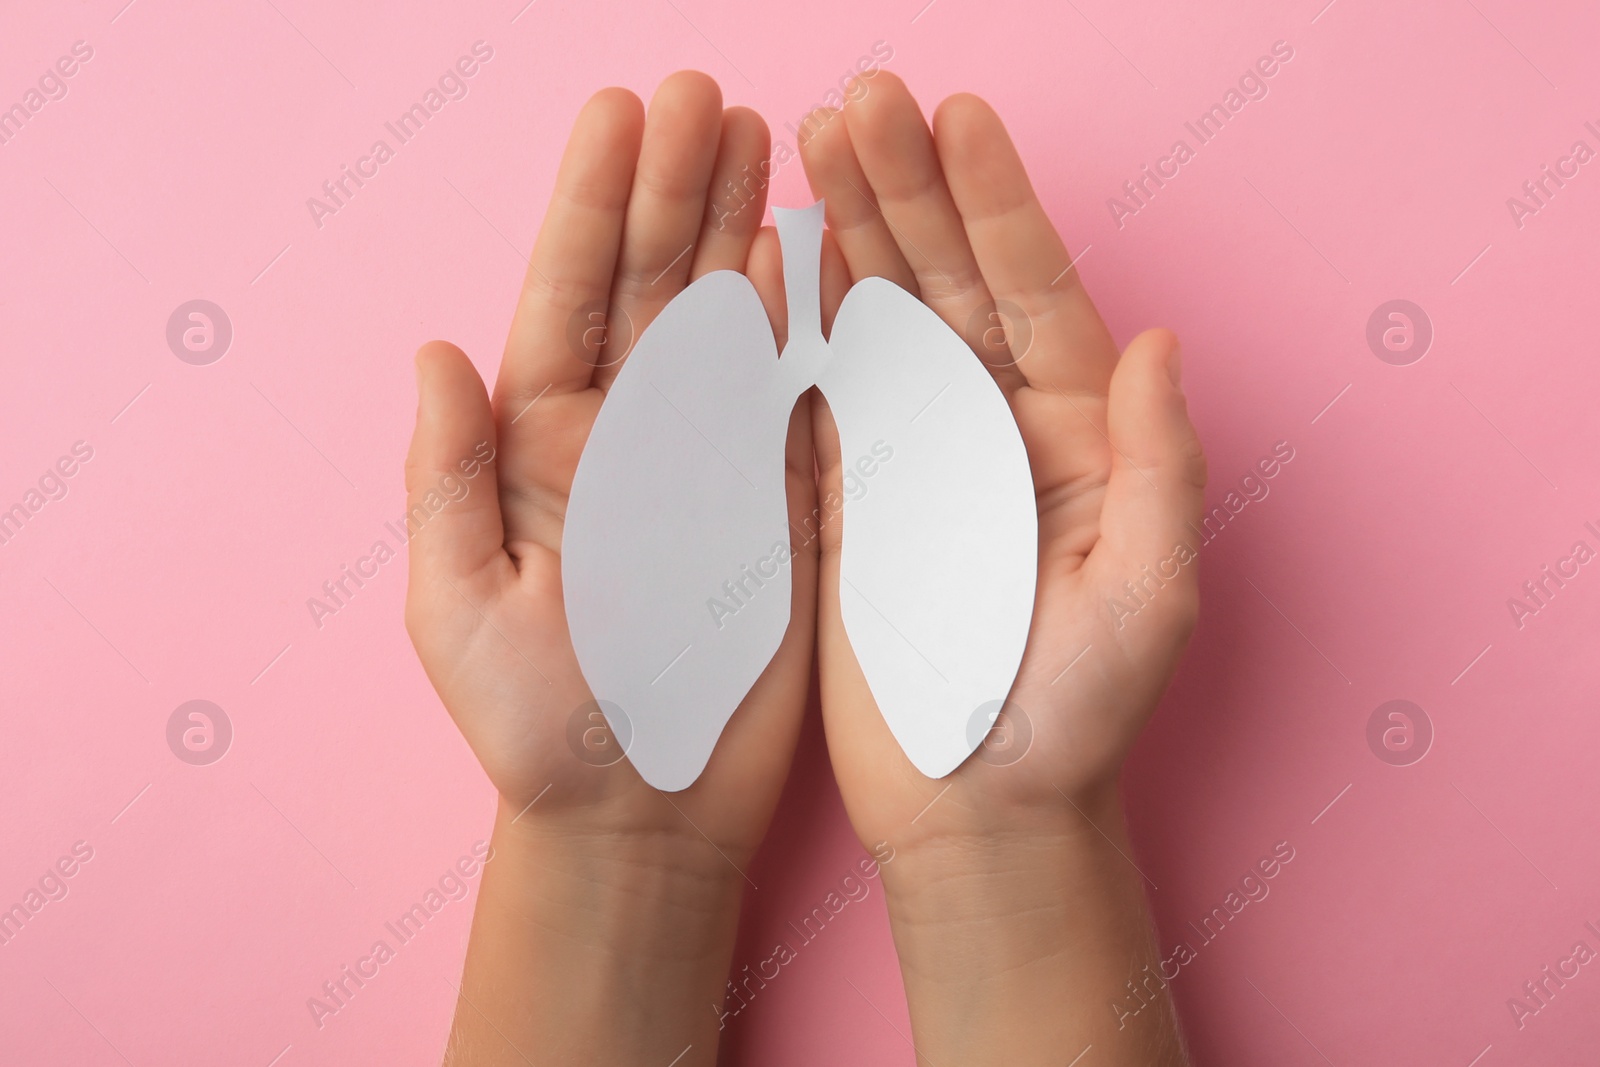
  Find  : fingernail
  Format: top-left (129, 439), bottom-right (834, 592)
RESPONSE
top-left (1167, 343), bottom-right (1183, 388)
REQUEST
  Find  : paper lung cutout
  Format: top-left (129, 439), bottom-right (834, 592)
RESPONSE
top-left (560, 269), bottom-right (795, 793)
top-left (562, 201), bottom-right (1037, 791)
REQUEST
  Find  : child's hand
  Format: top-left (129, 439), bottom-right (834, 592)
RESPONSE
top-left (797, 73), bottom-right (1203, 1064)
top-left (802, 70), bottom-right (1204, 872)
top-left (405, 72), bottom-right (830, 1066)
top-left (406, 70), bottom-right (814, 856)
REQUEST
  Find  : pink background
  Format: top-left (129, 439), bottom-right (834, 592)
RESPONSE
top-left (3, 0), bottom-right (1598, 1063)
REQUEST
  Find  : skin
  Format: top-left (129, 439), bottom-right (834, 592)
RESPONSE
top-left (406, 69), bottom-right (1203, 1066)
top-left (796, 72), bottom-right (1203, 1065)
top-left (404, 73), bottom-right (843, 1066)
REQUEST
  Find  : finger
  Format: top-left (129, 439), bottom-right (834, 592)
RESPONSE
top-left (1090, 329), bottom-right (1206, 636)
top-left (496, 88), bottom-right (644, 409)
top-left (933, 93), bottom-right (1119, 395)
top-left (807, 391), bottom-right (844, 561)
top-left (406, 342), bottom-right (510, 586)
top-left (841, 72), bottom-right (1027, 391)
top-left (747, 224), bottom-right (852, 349)
top-left (690, 107), bottom-right (772, 278)
top-left (798, 105), bottom-right (920, 294)
top-left (592, 70), bottom-right (724, 391)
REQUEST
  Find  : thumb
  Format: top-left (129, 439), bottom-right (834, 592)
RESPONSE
top-left (404, 341), bottom-right (506, 588)
top-left (1091, 328), bottom-right (1206, 636)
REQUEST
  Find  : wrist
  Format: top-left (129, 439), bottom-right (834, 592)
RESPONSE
top-left (444, 799), bottom-right (747, 1066)
top-left (879, 777), bottom-right (1127, 942)
top-left (870, 779), bottom-right (1184, 1066)
top-left (484, 794), bottom-right (746, 961)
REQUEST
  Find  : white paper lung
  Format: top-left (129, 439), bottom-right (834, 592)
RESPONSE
top-left (816, 277), bottom-right (1037, 778)
top-left (562, 270), bottom-right (796, 793)
top-left (561, 201), bottom-right (1037, 790)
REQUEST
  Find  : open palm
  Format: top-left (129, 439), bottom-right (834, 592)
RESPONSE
top-left (403, 73), bottom-right (819, 864)
top-left (792, 74), bottom-right (1207, 852)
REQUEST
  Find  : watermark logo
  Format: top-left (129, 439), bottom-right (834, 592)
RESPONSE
top-left (965, 298), bottom-right (1035, 369)
top-left (565, 299), bottom-right (635, 369)
top-left (1365, 300), bottom-right (1431, 366)
top-left (965, 699), bottom-right (1033, 767)
top-left (166, 300), bottom-right (232, 365)
top-left (166, 700), bottom-right (232, 765)
top-left (566, 700), bottom-right (631, 767)
top-left (1366, 699), bottom-right (1431, 766)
